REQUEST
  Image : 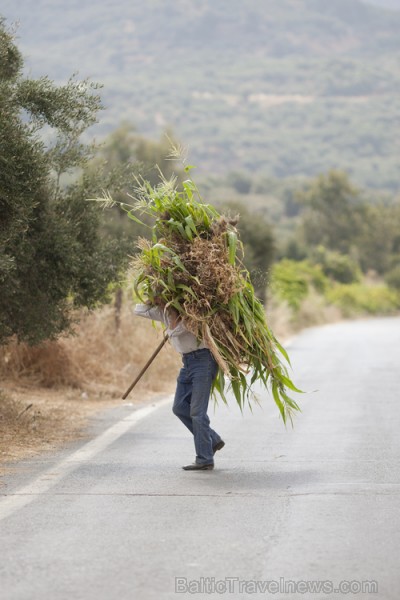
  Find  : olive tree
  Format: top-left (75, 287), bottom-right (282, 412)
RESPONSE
top-left (0, 20), bottom-right (127, 344)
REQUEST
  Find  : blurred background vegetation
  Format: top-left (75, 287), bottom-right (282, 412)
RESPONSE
top-left (2, 0), bottom-right (400, 189)
top-left (1, 0), bottom-right (400, 350)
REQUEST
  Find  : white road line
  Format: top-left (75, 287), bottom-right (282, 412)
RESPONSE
top-left (0, 396), bottom-right (173, 522)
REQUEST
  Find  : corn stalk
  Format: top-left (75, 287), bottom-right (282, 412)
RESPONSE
top-left (100, 168), bottom-right (301, 423)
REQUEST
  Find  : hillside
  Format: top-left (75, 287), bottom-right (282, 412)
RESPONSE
top-left (364, 0), bottom-right (400, 8)
top-left (1, 0), bottom-right (400, 190)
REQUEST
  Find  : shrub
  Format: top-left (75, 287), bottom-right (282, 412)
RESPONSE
top-left (0, 22), bottom-right (127, 345)
top-left (312, 246), bottom-right (362, 284)
top-left (385, 265), bottom-right (400, 291)
top-left (326, 283), bottom-right (400, 317)
top-left (270, 259), bottom-right (328, 311)
top-left (226, 171), bottom-right (253, 195)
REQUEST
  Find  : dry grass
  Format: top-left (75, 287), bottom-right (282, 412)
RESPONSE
top-left (0, 388), bottom-right (90, 466)
top-left (0, 298), bottom-right (181, 469)
top-left (0, 300), bottom-right (180, 397)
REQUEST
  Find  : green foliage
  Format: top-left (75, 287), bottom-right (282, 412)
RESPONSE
top-left (0, 19), bottom-right (22, 79)
top-left (270, 260), bottom-right (327, 311)
top-left (385, 265), bottom-right (400, 291)
top-left (0, 23), bottom-right (127, 345)
top-left (311, 246), bottom-right (362, 284)
top-left (16, 76), bottom-right (102, 135)
top-left (226, 172), bottom-right (252, 195)
top-left (3, 1), bottom-right (400, 190)
top-left (87, 123), bottom-right (184, 243)
top-left (216, 200), bottom-right (275, 304)
top-left (115, 171), bottom-right (300, 422)
top-left (357, 203), bottom-right (400, 274)
top-left (298, 170), bottom-right (367, 256)
top-left (270, 256), bottom-right (400, 320)
top-left (284, 239), bottom-right (308, 262)
top-left (96, 123), bottom-right (184, 187)
top-left (326, 283), bottom-right (400, 316)
top-left (289, 171), bottom-right (400, 277)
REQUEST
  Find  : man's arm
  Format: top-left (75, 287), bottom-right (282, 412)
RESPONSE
top-left (134, 302), bottom-right (183, 334)
top-left (133, 304), bottom-right (165, 323)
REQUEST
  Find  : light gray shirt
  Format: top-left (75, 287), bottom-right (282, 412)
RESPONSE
top-left (134, 304), bottom-right (207, 354)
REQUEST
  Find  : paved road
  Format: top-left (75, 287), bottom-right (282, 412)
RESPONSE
top-left (1, 318), bottom-right (400, 600)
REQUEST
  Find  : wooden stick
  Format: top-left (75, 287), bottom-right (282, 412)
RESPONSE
top-left (122, 334), bottom-right (169, 400)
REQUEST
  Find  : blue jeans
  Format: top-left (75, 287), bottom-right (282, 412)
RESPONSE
top-left (173, 348), bottom-right (222, 465)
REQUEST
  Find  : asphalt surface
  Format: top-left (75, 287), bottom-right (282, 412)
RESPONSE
top-left (1, 317), bottom-right (400, 600)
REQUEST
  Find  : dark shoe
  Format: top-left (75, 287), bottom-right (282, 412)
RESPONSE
top-left (213, 440), bottom-right (225, 455)
top-left (182, 463), bottom-right (214, 471)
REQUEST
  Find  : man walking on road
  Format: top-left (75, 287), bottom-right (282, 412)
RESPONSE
top-left (134, 301), bottom-right (225, 471)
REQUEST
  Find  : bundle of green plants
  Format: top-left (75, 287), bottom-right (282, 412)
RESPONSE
top-left (101, 168), bottom-right (301, 423)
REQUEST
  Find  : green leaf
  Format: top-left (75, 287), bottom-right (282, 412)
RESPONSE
top-left (185, 215), bottom-right (198, 236)
top-left (228, 296), bottom-right (240, 326)
top-left (176, 222), bottom-right (186, 239)
top-left (227, 231), bottom-right (237, 265)
top-left (231, 378), bottom-right (243, 411)
top-left (274, 338), bottom-right (291, 366)
top-left (172, 255), bottom-right (187, 271)
top-left (277, 373), bottom-right (304, 394)
top-left (176, 283), bottom-right (196, 298)
top-left (126, 211), bottom-right (146, 226)
top-left (272, 381), bottom-right (286, 424)
top-left (281, 390), bottom-right (301, 412)
top-left (167, 269), bottom-right (176, 290)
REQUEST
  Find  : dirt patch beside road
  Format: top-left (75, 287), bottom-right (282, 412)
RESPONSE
top-left (0, 302), bottom-right (180, 474)
top-left (0, 382), bottom-right (169, 474)
top-left (0, 380), bottom-right (176, 477)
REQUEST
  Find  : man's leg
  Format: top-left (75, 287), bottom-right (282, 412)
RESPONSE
top-left (172, 366), bottom-right (194, 433)
top-left (173, 353), bottom-right (223, 464)
top-left (209, 427), bottom-right (223, 448)
top-left (189, 351), bottom-right (219, 465)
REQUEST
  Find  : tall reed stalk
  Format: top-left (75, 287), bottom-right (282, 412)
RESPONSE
top-left (98, 167), bottom-right (301, 423)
